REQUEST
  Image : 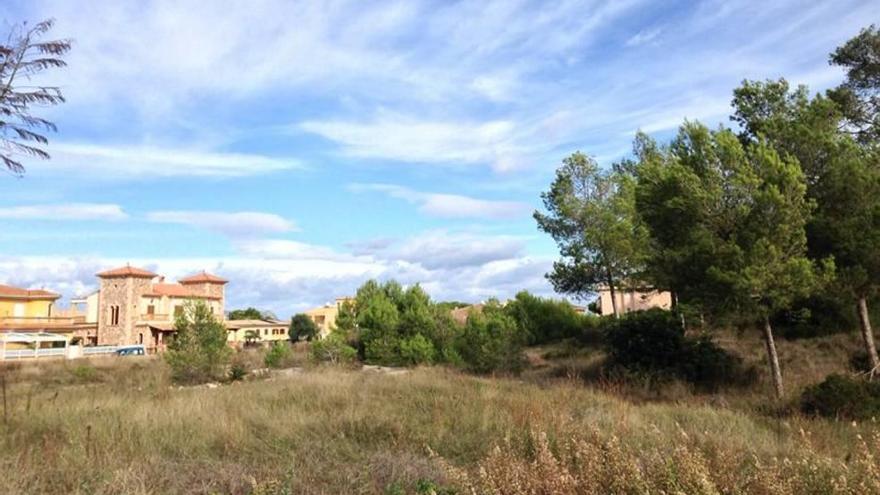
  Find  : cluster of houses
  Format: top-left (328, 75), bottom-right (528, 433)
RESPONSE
top-left (0, 264), bottom-right (671, 359)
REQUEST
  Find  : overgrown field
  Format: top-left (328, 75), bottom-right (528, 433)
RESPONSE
top-left (0, 336), bottom-right (878, 494)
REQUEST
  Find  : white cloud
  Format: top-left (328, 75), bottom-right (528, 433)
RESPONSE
top-left (146, 211), bottom-right (297, 237)
top-left (349, 183), bottom-right (530, 219)
top-left (625, 27), bottom-right (663, 47)
top-left (44, 143), bottom-right (300, 178)
top-left (301, 112), bottom-right (525, 171)
top-left (0, 203), bottom-right (127, 221)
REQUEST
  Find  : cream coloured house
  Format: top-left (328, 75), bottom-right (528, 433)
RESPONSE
top-left (305, 297), bottom-right (354, 338)
top-left (595, 286), bottom-right (672, 316)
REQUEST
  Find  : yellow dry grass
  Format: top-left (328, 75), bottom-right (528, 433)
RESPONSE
top-left (0, 337), bottom-right (876, 494)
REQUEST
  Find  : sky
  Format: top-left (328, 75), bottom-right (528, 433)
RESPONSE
top-left (0, 0), bottom-right (877, 317)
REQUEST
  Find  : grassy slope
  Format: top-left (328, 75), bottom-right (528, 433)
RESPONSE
top-left (0, 333), bottom-right (877, 494)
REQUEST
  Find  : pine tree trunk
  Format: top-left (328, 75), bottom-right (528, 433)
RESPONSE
top-left (606, 271), bottom-right (620, 319)
top-left (857, 296), bottom-right (880, 378)
top-left (762, 315), bottom-right (784, 400)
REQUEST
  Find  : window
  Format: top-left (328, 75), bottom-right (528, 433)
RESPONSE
top-left (314, 315), bottom-right (325, 325)
top-left (174, 306), bottom-right (184, 317)
top-left (264, 328), bottom-right (269, 336)
top-left (110, 305), bottom-right (120, 325)
top-left (138, 333), bottom-right (143, 344)
top-left (146, 305), bottom-right (155, 316)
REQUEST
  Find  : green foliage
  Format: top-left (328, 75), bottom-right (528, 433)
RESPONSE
top-left (228, 363), bottom-right (247, 381)
top-left (457, 301), bottom-right (527, 374)
top-left (399, 334), bottom-right (436, 365)
top-left (828, 24), bottom-right (880, 143)
top-left (310, 331), bottom-right (357, 365)
top-left (801, 374), bottom-right (880, 419)
top-left (503, 290), bottom-right (586, 344)
top-left (635, 123), bottom-right (825, 320)
top-left (604, 309), bottom-right (754, 391)
top-left (70, 364), bottom-right (98, 383)
top-left (534, 152), bottom-right (649, 313)
top-left (288, 313), bottom-right (319, 342)
top-left (264, 342), bottom-right (292, 369)
top-left (228, 307), bottom-right (265, 320)
top-left (165, 300), bottom-right (232, 384)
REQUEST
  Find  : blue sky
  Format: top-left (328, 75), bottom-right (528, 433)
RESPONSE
top-left (0, 0), bottom-right (877, 316)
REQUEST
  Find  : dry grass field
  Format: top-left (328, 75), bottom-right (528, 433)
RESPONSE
top-left (0, 334), bottom-right (878, 494)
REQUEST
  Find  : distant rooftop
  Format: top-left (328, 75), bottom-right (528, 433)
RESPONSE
top-left (179, 271), bottom-right (228, 284)
top-left (0, 283), bottom-right (60, 300)
top-left (96, 265), bottom-right (158, 279)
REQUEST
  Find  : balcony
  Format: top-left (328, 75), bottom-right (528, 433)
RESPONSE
top-left (0, 316), bottom-right (87, 330)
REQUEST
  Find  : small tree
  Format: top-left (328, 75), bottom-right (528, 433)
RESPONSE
top-left (535, 152), bottom-right (648, 318)
top-left (244, 329), bottom-right (261, 346)
top-left (0, 19), bottom-right (71, 175)
top-left (310, 331), bottom-right (357, 365)
top-left (264, 341), bottom-right (291, 369)
top-left (456, 301), bottom-right (527, 374)
top-left (288, 313), bottom-right (319, 342)
top-left (165, 300), bottom-right (232, 384)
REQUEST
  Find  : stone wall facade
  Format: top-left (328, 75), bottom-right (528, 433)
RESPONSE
top-left (97, 276), bottom-right (152, 346)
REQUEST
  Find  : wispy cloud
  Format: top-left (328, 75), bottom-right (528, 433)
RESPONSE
top-left (349, 183), bottom-right (530, 219)
top-left (146, 211), bottom-right (297, 237)
top-left (41, 143), bottom-right (300, 178)
top-left (0, 203), bottom-right (128, 221)
top-left (625, 27), bottom-right (663, 47)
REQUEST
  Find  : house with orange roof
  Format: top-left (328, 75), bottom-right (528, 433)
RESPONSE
top-left (90, 265), bottom-right (228, 351)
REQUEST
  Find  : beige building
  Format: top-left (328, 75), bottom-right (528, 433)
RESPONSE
top-left (595, 286), bottom-right (672, 316)
top-left (226, 319), bottom-right (288, 347)
top-left (304, 297), bottom-right (354, 338)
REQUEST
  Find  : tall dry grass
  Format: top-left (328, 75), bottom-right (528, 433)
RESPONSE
top-left (0, 341), bottom-right (877, 494)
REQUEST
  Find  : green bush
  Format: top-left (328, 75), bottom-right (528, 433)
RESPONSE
top-left (801, 374), bottom-right (880, 419)
top-left (504, 291), bottom-right (584, 345)
top-left (165, 300), bottom-right (232, 384)
top-left (457, 301), bottom-right (527, 373)
top-left (310, 332), bottom-right (358, 365)
top-left (399, 334), bottom-right (436, 365)
top-left (603, 309), bottom-right (753, 391)
top-left (228, 363), bottom-right (247, 381)
top-left (264, 342), bottom-right (292, 369)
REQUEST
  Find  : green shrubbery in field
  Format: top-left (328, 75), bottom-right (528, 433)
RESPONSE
top-left (801, 373), bottom-right (880, 419)
top-left (503, 290), bottom-right (589, 344)
top-left (310, 331), bottom-right (358, 365)
top-left (337, 280), bottom-right (528, 372)
top-left (264, 342), bottom-right (292, 369)
top-left (603, 309), bottom-right (755, 391)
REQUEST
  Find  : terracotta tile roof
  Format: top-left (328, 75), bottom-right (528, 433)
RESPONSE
top-left (0, 283), bottom-right (60, 300)
top-left (96, 265), bottom-right (158, 278)
top-left (142, 283), bottom-right (221, 300)
top-left (179, 271), bottom-right (228, 284)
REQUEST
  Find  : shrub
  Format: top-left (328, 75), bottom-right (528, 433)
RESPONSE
top-left (310, 332), bottom-right (358, 365)
top-left (603, 309), bottom-right (752, 391)
top-left (801, 374), bottom-right (880, 419)
top-left (165, 300), bottom-right (232, 384)
top-left (504, 291), bottom-right (584, 345)
top-left (264, 342), bottom-right (292, 369)
top-left (457, 302), bottom-right (527, 373)
top-left (288, 313), bottom-right (319, 342)
top-left (228, 363), bottom-right (247, 381)
top-left (399, 334), bottom-right (436, 365)
top-left (604, 309), bottom-right (686, 375)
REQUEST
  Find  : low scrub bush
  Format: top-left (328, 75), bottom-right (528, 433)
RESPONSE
top-left (801, 373), bottom-right (880, 419)
top-left (310, 332), bottom-right (358, 365)
top-left (228, 362), bottom-right (247, 381)
top-left (457, 302), bottom-right (527, 374)
top-left (264, 342), bottom-right (292, 369)
top-left (504, 291), bottom-right (585, 344)
top-left (399, 334), bottom-right (436, 365)
top-left (603, 309), bottom-right (753, 391)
